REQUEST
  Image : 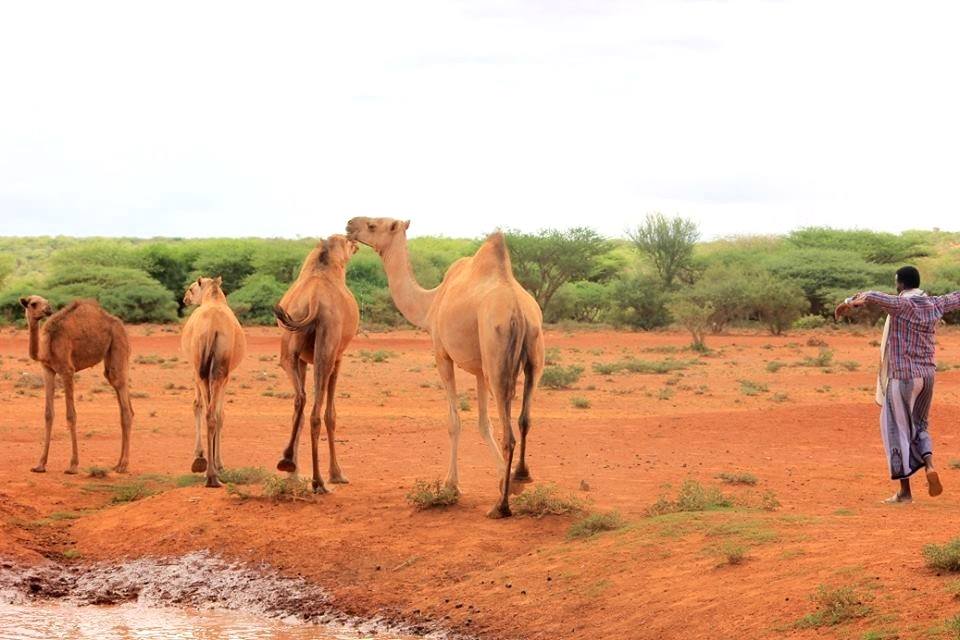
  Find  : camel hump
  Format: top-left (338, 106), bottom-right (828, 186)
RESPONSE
top-left (44, 299), bottom-right (107, 336)
top-left (473, 232), bottom-right (513, 279)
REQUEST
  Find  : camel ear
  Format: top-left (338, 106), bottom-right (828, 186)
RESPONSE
top-left (197, 277), bottom-right (203, 286)
top-left (215, 276), bottom-right (223, 286)
top-left (19, 297), bottom-right (28, 308)
top-left (390, 221), bottom-right (399, 232)
top-left (317, 240), bottom-right (329, 265)
top-left (403, 220), bottom-right (410, 230)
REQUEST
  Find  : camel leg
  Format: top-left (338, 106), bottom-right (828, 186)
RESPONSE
top-left (191, 382), bottom-right (207, 472)
top-left (277, 352), bottom-right (307, 475)
top-left (32, 368), bottom-right (56, 473)
top-left (476, 375), bottom-right (505, 475)
top-left (309, 331), bottom-right (334, 494)
top-left (62, 370), bottom-right (79, 474)
top-left (514, 345), bottom-right (541, 483)
top-left (213, 388), bottom-right (225, 473)
top-left (204, 377), bottom-right (226, 488)
top-left (325, 358), bottom-right (348, 483)
top-left (436, 354), bottom-right (463, 494)
top-left (105, 364), bottom-right (134, 473)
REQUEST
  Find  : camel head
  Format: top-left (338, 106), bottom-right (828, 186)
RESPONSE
top-left (313, 234), bottom-right (358, 270)
top-left (183, 276), bottom-right (223, 306)
top-left (346, 217), bottom-right (410, 253)
top-left (19, 295), bottom-right (53, 322)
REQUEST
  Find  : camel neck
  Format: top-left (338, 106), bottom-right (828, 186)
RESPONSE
top-left (27, 318), bottom-right (41, 361)
top-left (201, 288), bottom-right (227, 305)
top-left (381, 235), bottom-right (435, 329)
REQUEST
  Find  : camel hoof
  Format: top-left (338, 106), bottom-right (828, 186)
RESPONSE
top-left (329, 475), bottom-right (350, 484)
top-left (191, 458), bottom-right (207, 473)
top-left (277, 458), bottom-right (297, 473)
top-left (312, 481), bottom-right (329, 495)
top-left (205, 477), bottom-right (222, 488)
top-left (30, 466), bottom-right (46, 474)
top-left (64, 467), bottom-right (78, 475)
top-left (512, 468), bottom-right (532, 483)
top-left (113, 464), bottom-right (128, 474)
top-left (487, 504), bottom-right (512, 519)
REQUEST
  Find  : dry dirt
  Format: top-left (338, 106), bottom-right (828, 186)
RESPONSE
top-left (2, 325), bottom-right (960, 639)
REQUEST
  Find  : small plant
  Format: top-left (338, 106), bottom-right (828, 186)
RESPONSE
top-left (544, 347), bottom-right (562, 365)
top-left (225, 483), bottom-right (252, 500)
top-left (86, 466), bottom-right (109, 479)
top-left (571, 396), bottom-right (591, 409)
top-left (739, 380), bottom-right (768, 396)
top-left (540, 365), bottom-right (584, 389)
top-left (14, 372), bottom-right (44, 389)
top-left (217, 467), bottom-right (268, 485)
top-left (795, 584), bottom-right (872, 628)
top-left (658, 388), bottom-right (674, 401)
top-left (592, 359), bottom-right (690, 376)
top-left (718, 541), bottom-right (747, 565)
top-left (946, 579), bottom-right (960, 599)
top-left (799, 348), bottom-right (834, 368)
top-left (175, 474), bottom-right (203, 488)
top-left (770, 392), bottom-right (790, 403)
top-left (405, 479), bottom-right (459, 510)
top-left (944, 615), bottom-right (960, 640)
top-left (566, 511), bottom-right (625, 539)
top-left (950, 459), bottom-right (960, 470)
top-left (837, 360), bottom-right (860, 371)
top-left (806, 336), bottom-right (829, 347)
top-left (647, 480), bottom-right (731, 516)
top-left (262, 476), bottom-right (313, 502)
top-left (511, 484), bottom-right (585, 518)
top-left (111, 481), bottom-right (153, 504)
top-left (62, 549), bottom-right (82, 560)
top-left (458, 394), bottom-right (471, 412)
top-left (923, 538), bottom-right (960, 571)
top-left (359, 350), bottom-right (395, 363)
top-left (760, 490), bottom-right (781, 511)
top-left (765, 361), bottom-right (785, 373)
top-left (717, 472), bottom-right (757, 486)
top-left (134, 354), bottom-right (164, 365)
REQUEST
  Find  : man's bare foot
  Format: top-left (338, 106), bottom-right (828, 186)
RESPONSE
top-left (883, 493), bottom-right (912, 504)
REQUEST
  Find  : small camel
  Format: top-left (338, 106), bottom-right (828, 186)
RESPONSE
top-left (181, 276), bottom-right (247, 487)
top-left (19, 296), bottom-right (134, 474)
top-left (346, 218), bottom-right (545, 518)
top-left (273, 235), bottom-right (359, 494)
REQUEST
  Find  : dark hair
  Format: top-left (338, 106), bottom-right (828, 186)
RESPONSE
top-left (896, 265), bottom-right (920, 289)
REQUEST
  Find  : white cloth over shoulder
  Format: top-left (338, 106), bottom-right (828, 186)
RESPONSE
top-left (875, 288), bottom-right (925, 406)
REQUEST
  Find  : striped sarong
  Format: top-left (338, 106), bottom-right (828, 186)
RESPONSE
top-left (881, 377), bottom-right (934, 480)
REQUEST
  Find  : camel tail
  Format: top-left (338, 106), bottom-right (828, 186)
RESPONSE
top-left (198, 331), bottom-right (228, 381)
top-left (273, 304), bottom-right (317, 332)
top-left (499, 311), bottom-right (526, 408)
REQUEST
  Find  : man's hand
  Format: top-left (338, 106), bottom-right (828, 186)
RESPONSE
top-left (835, 294), bottom-right (866, 320)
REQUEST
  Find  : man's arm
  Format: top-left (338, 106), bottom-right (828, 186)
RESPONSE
top-left (835, 291), bottom-right (900, 320)
top-left (939, 291), bottom-right (960, 313)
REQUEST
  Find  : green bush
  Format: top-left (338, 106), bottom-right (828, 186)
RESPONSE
top-left (605, 273), bottom-right (671, 330)
top-left (229, 274), bottom-right (287, 325)
top-left (567, 511), bottom-right (626, 539)
top-left (540, 365), bottom-right (584, 389)
top-left (923, 538), bottom-right (960, 571)
top-left (406, 479), bottom-right (459, 509)
top-left (794, 314), bottom-right (828, 330)
top-left (44, 265), bottom-right (177, 323)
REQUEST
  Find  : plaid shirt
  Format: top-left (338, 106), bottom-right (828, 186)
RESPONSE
top-left (862, 289), bottom-right (960, 379)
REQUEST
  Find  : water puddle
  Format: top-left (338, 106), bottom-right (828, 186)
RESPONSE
top-left (0, 602), bottom-right (414, 639)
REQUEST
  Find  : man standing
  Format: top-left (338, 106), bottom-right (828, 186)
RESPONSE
top-left (836, 266), bottom-right (960, 503)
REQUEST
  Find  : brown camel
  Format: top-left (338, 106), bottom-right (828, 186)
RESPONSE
top-left (346, 218), bottom-right (545, 518)
top-left (273, 235), bottom-right (359, 494)
top-left (181, 276), bottom-right (247, 487)
top-left (19, 296), bottom-right (134, 474)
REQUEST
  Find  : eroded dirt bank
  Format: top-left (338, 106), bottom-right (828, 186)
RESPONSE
top-left (3, 326), bottom-right (960, 639)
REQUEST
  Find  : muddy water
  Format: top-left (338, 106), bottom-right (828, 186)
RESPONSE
top-left (0, 602), bottom-right (416, 639)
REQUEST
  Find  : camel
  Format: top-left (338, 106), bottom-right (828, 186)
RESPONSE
top-left (272, 235), bottom-right (359, 494)
top-left (19, 296), bottom-right (134, 474)
top-left (345, 217), bottom-right (545, 518)
top-left (181, 276), bottom-right (247, 487)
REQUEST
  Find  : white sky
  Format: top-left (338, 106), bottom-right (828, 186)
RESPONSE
top-left (1, 0), bottom-right (958, 240)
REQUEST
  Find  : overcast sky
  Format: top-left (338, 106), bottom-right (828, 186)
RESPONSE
top-left (1, 1), bottom-right (958, 240)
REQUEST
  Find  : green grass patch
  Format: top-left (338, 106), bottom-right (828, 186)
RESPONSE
top-left (647, 480), bottom-right (732, 516)
top-left (511, 484), bottom-right (585, 518)
top-left (923, 538), bottom-right (960, 571)
top-left (566, 511), bottom-right (625, 539)
top-left (359, 350), bottom-right (395, 363)
top-left (405, 479), bottom-right (459, 510)
top-left (262, 476), bottom-right (313, 502)
top-left (571, 396), bottom-right (590, 409)
top-left (592, 358), bottom-right (691, 376)
top-left (540, 365), bottom-right (584, 389)
top-left (85, 466), bottom-right (110, 479)
top-left (795, 585), bottom-right (872, 628)
top-left (716, 541), bottom-right (747, 565)
top-left (799, 348), bottom-right (834, 368)
top-left (174, 474), bottom-right (204, 488)
top-left (217, 467), bottom-right (268, 485)
top-left (765, 361), bottom-right (785, 373)
top-left (62, 549), bottom-right (82, 560)
top-left (110, 481), bottom-right (153, 504)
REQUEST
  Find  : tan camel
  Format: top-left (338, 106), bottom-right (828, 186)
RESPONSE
top-left (346, 218), bottom-right (545, 518)
top-left (272, 235), bottom-right (359, 494)
top-left (19, 296), bottom-right (134, 474)
top-left (181, 276), bottom-right (247, 487)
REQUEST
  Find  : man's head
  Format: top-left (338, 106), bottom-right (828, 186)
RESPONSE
top-left (896, 265), bottom-right (921, 293)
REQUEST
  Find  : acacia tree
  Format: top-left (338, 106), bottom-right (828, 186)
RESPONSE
top-left (506, 227), bottom-right (610, 312)
top-left (628, 213), bottom-right (700, 287)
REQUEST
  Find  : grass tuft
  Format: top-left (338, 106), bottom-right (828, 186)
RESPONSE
top-left (566, 511), bottom-right (625, 539)
top-left (405, 479), bottom-right (459, 510)
top-left (217, 467), bottom-right (268, 485)
top-left (923, 538), bottom-right (960, 571)
top-left (571, 396), bottom-right (591, 409)
top-left (795, 585), bottom-right (872, 628)
top-left (262, 476), bottom-right (313, 501)
top-left (111, 481), bottom-right (153, 504)
top-left (717, 472), bottom-right (758, 486)
top-left (86, 466), bottom-right (110, 479)
top-left (540, 365), bottom-right (584, 389)
top-left (511, 484), bottom-right (585, 518)
top-left (647, 480), bottom-right (731, 516)
top-left (359, 350), bottom-right (395, 363)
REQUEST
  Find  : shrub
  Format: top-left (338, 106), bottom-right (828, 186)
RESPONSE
top-left (262, 476), bottom-right (313, 502)
top-left (592, 358), bottom-right (690, 375)
top-left (795, 585), bottom-right (872, 628)
top-left (766, 361), bottom-right (785, 373)
top-left (405, 479), bottom-right (459, 509)
top-left (359, 350), bottom-right (395, 363)
top-left (794, 314), bottom-right (828, 330)
top-left (717, 472), bottom-right (757, 485)
top-left (605, 273), bottom-right (672, 330)
top-left (511, 484), bottom-right (585, 517)
top-left (229, 274), bottom-right (287, 325)
top-left (750, 274), bottom-right (809, 335)
top-left (923, 538), bottom-right (960, 571)
top-left (111, 481), bottom-right (153, 504)
top-left (800, 348), bottom-right (834, 368)
top-left (45, 265), bottom-right (178, 323)
top-left (86, 466), bottom-right (109, 479)
top-left (718, 541), bottom-right (747, 565)
top-left (667, 293), bottom-right (713, 350)
top-left (647, 480), bottom-right (731, 516)
top-left (217, 467), bottom-right (268, 485)
top-left (540, 365), bottom-right (584, 389)
top-left (571, 396), bottom-right (591, 409)
top-left (566, 511), bottom-right (625, 539)
top-left (739, 380), bottom-right (768, 396)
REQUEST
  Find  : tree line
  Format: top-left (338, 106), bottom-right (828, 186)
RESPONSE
top-left (1, 220), bottom-right (958, 340)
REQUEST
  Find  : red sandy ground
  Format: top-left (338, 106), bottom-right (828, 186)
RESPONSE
top-left (2, 325), bottom-right (960, 639)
